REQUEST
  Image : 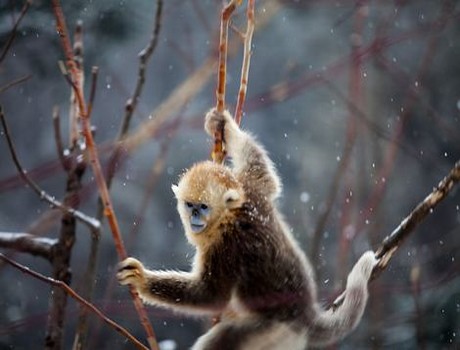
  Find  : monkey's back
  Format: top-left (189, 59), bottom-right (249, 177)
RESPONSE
top-left (215, 201), bottom-right (314, 323)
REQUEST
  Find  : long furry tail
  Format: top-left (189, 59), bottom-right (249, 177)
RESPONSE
top-left (308, 251), bottom-right (378, 347)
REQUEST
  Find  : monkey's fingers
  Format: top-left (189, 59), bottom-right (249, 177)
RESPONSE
top-left (205, 108), bottom-right (234, 136)
top-left (117, 257), bottom-right (143, 272)
top-left (116, 269), bottom-right (142, 286)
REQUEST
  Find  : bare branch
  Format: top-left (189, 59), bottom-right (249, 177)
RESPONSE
top-left (332, 160), bottom-right (460, 309)
top-left (0, 74), bottom-right (32, 94)
top-left (50, 2), bottom-right (158, 347)
top-left (87, 66), bottom-right (99, 119)
top-left (103, 0), bottom-right (163, 200)
top-left (0, 0), bottom-right (32, 64)
top-left (52, 106), bottom-right (70, 171)
top-left (212, 0), bottom-right (241, 164)
top-left (374, 160), bottom-right (460, 267)
top-left (122, 0), bottom-right (163, 138)
top-left (234, 0), bottom-right (255, 125)
top-left (0, 253), bottom-right (148, 350)
top-left (0, 232), bottom-right (57, 260)
top-left (0, 106), bottom-right (100, 232)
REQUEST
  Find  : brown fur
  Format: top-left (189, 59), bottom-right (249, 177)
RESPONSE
top-left (117, 109), bottom-right (377, 349)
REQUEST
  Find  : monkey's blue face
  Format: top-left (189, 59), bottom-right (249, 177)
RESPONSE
top-left (184, 201), bottom-right (211, 233)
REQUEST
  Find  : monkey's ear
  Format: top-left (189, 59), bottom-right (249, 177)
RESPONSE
top-left (224, 189), bottom-right (242, 208)
top-left (171, 184), bottom-right (179, 196)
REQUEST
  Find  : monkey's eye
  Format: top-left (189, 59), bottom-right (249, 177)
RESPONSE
top-left (200, 204), bottom-right (208, 210)
top-left (185, 201), bottom-right (194, 208)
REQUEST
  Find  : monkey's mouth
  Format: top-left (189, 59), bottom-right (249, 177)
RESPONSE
top-left (190, 223), bottom-right (205, 233)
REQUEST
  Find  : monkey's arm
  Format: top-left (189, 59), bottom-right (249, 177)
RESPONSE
top-left (205, 108), bottom-right (281, 200)
top-left (117, 257), bottom-right (227, 315)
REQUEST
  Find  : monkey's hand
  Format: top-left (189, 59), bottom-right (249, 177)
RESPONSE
top-left (204, 108), bottom-right (241, 140)
top-left (346, 251), bottom-right (378, 288)
top-left (117, 257), bottom-right (147, 290)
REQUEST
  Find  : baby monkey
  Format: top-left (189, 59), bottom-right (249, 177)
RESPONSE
top-left (118, 109), bottom-right (378, 349)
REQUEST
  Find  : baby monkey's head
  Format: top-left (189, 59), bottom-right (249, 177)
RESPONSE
top-left (172, 161), bottom-right (245, 243)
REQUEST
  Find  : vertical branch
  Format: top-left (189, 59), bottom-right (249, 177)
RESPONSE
top-left (69, 21), bottom-right (84, 149)
top-left (46, 19), bottom-right (87, 350)
top-left (45, 156), bottom-right (86, 350)
top-left (79, 3), bottom-right (162, 348)
top-left (50, 1), bottom-right (159, 349)
top-left (234, 0), bottom-right (255, 126)
top-left (212, 0), bottom-right (241, 164)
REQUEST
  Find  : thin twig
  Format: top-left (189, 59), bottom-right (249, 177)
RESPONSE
top-left (122, 1), bottom-right (279, 155)
top-left (0, 106), bottom-right (100, 232)
top-left (332, 160), bottom-right (460, 309)
top-left (234, 0), bottom-right (255, 126)
top-left (76, 3), bottom-right (162, 347)
top-left (68, 20), bottom-right (84, 149)
top-left (87, 66), bottom-right (99, 119)
top-left (0, 74), bottom-right (32, 94)
top-left (216, 0), bottom-right (240, 112)
top-left (0, 232), bottom-right (57, 260)
top-left (0, 0), bottom-right (31, 64)
top-left (50, 1), bottom-right (158, 348)
top-left (123, 57), bottom-right (217, 152)
top-left (52, 106), bottom-right (70, 171)
top-left (0, 253), bottom-right (148, 350)
top-left (122, 0), bottom-right (163, 138)
top-left (102, 0), bottom-right (163, 202)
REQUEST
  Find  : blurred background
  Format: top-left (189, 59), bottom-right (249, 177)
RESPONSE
top-left (0, 0), bottom-right (459, 349)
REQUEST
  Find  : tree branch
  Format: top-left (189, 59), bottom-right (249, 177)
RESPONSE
top-left (234, 0), bottom-right (255, 126)
top-left (0, 0), bottom-right (31, 64)
top-left (0, 74), bottom-right (32, 94)
top-left (50, 1), bottom-right (158, 348)
top-left (0, 253), bottom-right (148, 350)
top-left (0, 232), bottom-right (57, 260)
top-left (0, 106), bottom-right (100, 233)
top-left (332, 160), bottom-right (460, 309)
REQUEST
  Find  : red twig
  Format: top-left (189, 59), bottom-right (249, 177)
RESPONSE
top-left (50, 1), bottom-right (158, 348)
top-left (212, 0), bottom-right (241, 164)
top-left (0, 253), bottom-right (148, 350)
top-left (234, 0), bottom-right (255, 126)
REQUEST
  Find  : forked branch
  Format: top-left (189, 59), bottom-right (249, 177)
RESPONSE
top-left (0, 106), bottom-right (100, 233)
top-left (50, 1), bottom-right (158, 348)
top-left (213, 0), bottom-right (255, 163)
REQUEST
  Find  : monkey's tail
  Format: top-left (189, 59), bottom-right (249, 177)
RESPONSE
top-left (307, 251), bottom-right (376, 346)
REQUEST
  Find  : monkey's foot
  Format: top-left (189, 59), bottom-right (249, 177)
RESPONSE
top-left (347, 251), bottom-right (378, 287)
